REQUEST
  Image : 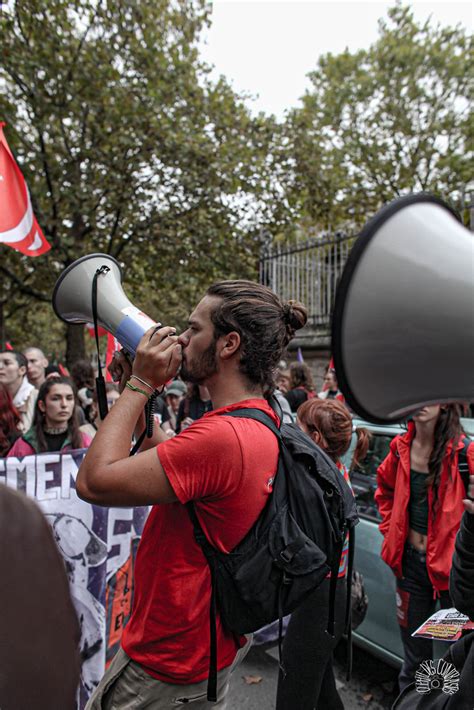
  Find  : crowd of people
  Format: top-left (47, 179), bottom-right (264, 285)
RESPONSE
top-left (0, 346), bottom-right (212, 457)
top-left (1, 344), bottom-right (345, 456)
top-left (0, 280), bottom-right (473, 710)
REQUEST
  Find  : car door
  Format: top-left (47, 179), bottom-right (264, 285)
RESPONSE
top-left (342, 421), bottom-right (404, 667)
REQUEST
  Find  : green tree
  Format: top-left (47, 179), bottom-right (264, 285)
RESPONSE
top-left (0, 0), bottom-right (279, 362)
top-left (281, 2), bottom-right (472, 236)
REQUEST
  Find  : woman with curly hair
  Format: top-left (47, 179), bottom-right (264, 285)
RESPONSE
top-left (276, 398), bottom-right (370, 710)
top-left (7, 376), bottom-right (92, 455)
top-left (0, 383), bottom-right (22, 456)
top-left (375, 404), bottom-right (474, 691)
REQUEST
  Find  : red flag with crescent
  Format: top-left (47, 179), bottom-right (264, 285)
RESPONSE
top-left (0, 123), bottom-right (51, 257)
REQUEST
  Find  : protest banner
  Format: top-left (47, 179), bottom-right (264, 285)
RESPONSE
top-left (0, 450), bottom-right (149, 709)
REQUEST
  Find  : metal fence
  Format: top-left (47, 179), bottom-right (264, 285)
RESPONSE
top-left (259, 233), bottom-right (355, 327)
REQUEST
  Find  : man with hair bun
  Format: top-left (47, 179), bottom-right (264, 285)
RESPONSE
top-left (78, 280), bottom-right (307, 709)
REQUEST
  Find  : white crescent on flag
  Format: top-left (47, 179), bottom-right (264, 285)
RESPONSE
top-left (0, 185), bottom-right (34, 243)
top-left (0, 123), bottom-right (51, 257)
top-left (28, 230), bottom-right (44, 251)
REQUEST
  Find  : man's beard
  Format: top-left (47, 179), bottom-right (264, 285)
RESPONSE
top-left (180, 338), bottom-right (218, 384)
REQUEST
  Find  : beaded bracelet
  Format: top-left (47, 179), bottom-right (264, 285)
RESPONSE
top-left (125, 381), bottom-right (151, 398)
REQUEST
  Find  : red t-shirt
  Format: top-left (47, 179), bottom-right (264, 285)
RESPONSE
top-left (121, 398), bottom-right (279, 684)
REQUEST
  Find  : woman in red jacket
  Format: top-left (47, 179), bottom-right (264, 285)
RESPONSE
top-left (375, 404), bottom-right (474, 691)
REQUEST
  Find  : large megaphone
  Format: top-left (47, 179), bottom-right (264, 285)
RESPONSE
top-left (52, 253), bottom-right (157, 356)
top-left (332, 194), bottom-right (474, 423)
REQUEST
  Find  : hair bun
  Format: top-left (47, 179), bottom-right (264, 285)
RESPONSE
top-left (283, 300), bottom-right (308, 332)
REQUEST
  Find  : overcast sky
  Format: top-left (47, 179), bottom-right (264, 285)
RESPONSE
top-left (201, 1), bottom-right (473, 119)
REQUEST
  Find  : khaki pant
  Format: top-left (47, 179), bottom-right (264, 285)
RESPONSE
top-left (85, 637), bottom-right (252, 709)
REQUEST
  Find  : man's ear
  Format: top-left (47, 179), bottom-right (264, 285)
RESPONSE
top-left (218, 331), bottom-right (241, 360)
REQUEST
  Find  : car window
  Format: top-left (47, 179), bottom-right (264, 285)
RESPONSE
top-left (350, 433), bottom-right (394, 522)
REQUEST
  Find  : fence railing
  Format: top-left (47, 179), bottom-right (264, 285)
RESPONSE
top-left (259, 233), bottom-right (355, 328)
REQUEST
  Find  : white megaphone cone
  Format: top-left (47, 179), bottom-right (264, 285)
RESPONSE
top-left (332, 193), bottom-right (474, 423)
top-left (52, 254), bottom-right (157, 356)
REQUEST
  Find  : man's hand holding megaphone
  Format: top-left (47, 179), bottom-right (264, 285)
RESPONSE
top-left (77, 324), bottom-right (184, 507)
top-left (134, 325), bottom-right (183, 389)
top-left (109, 325), bottom-right (182, 395)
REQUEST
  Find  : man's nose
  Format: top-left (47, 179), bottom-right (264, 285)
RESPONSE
top-left (178, 331), bottom-right (190, 347)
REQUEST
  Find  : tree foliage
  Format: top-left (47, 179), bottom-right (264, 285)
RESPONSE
top-left (1, 2), bottom-right (471, 359)
top-left (280, 3), bottom-right (472, 236)
top-left (0, 0), bottom-right (279, 362)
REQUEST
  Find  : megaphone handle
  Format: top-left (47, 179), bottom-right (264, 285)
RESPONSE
top-left (91, 265), bottom-right (111, 421)
top-left (127, 395), bottom-right (157, 457)
top-left (145, 393), bottom-right (158, 438)
top-left (96, 375), bottom-right (109, 421)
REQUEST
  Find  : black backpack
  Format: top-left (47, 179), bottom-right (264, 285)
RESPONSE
top-left (186, 407), bottom-right (359, 701)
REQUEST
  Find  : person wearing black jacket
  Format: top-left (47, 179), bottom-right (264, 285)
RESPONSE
top-left (450, 483), bottom-right (474, 618)
top-left (393, 475), bottom-right (474, 709)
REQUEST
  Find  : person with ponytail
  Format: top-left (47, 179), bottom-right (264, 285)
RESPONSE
top-left (276, 398), bottom-right (370, 710)
top-left (375, 404), bottom-right (474, 691)
top-left (7, 376), bottom-right (92, 456)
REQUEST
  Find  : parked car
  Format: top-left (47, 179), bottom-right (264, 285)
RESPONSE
top-left (341, 415), bottom-right (474, 668)
top-left (253, 416), bottom-right (474, 664)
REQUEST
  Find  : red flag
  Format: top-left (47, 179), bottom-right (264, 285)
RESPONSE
top-left (0, 123), bottom-right (51, 257)
top-left (105, 333), bottom-right (120, 382)
top-left (321, 356), bottom-right (336, 391)
top-left (58, 363), bottom-right (69, 376)
top-left (5, 341), bottom-right (13, 350)
top-left (86, 323), bottom-right (108, 338)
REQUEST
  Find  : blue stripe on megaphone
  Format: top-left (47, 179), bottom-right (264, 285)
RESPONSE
top-left (115, 316), bottom-right (149, 357)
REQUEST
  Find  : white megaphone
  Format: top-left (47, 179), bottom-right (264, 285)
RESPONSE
top-left (332, 193), bottom-right (474, 423)
top-left (52, 254), bottom-right (157, 356)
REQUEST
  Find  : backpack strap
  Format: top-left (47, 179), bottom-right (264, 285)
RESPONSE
top-left (345, 527), bottom-right (355, 681)
top-left (186, 501), bottom-right (218, 702)
top-left (458, 436), bottom-right (472, 495)
top-left (185, 406), bottom-right (281, 702)
top-left (223, 406), bottom-right (282, 438)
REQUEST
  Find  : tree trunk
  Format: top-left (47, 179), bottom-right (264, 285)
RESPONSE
top-left (65, 323), bottom-right (86, 369)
